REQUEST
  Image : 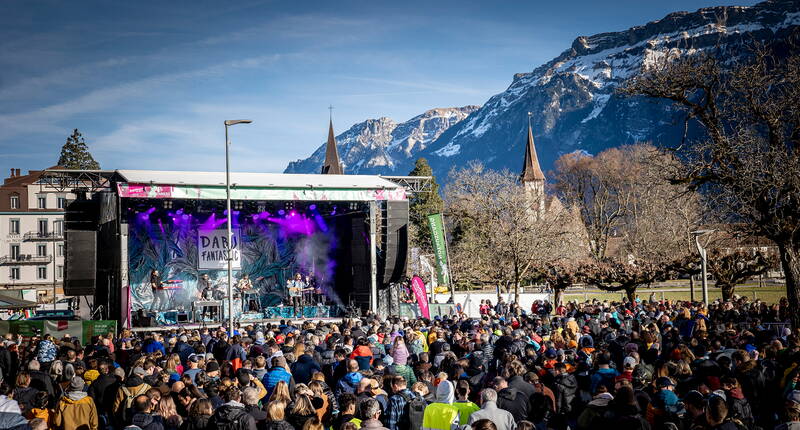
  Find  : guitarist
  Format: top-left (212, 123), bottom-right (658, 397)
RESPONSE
top-left (287, 273), bottom-right (306, 317)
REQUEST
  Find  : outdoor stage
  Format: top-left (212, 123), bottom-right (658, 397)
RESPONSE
top-left (50, 169), bottom-right (410, 329)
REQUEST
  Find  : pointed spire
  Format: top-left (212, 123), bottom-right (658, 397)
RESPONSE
top-left (321, 112), bottom-right (344, 175)
top-left (521, 112), bottom-right (545, 182)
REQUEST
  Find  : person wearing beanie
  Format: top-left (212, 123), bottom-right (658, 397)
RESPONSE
top-left (53, 376), bottom-right (99, 430)
top-left (112, 366), bottom-right (150, 428)
top-left (422, 380), bottom-right (460, 430)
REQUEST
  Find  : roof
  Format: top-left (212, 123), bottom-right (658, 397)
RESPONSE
top-left (321, 119), bottom-right (344, 175)
top-left (520, 123), bottom-right (545, 182)
top-left (0, 294), bottom-right (39, 310)
top-left (116, 170), bottom-right (401, 190)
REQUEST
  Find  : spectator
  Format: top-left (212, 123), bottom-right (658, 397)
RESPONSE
top-left (360, 398), bottom-right (390, 430)
top-left (53, 376), bottom-right (99, 430)
top-left (468, 389), bottom-right (516, 430)
top-left (209, 387), bottom-right (256, 430)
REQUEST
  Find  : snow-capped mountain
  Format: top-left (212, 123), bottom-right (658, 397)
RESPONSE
top-left (419, 0), bottom-right (800, 178)
top-left (287, 0), bottom-right (800, 179)
top-left (284, 106), bottom-right (479, 175)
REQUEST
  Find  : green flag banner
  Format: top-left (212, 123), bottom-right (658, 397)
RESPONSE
top-left (427, 213), bottom-right (451, 287)
top-left (82, 320), bottom-right (117, 344)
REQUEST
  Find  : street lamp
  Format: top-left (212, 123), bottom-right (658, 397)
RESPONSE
top-left (224, 119), bottom-right (252, 335)
top-left (691, 229), bottom-right (715, 306)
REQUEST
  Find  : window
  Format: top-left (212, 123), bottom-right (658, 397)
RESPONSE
top-left (10, 244), bottom-right (20, 260)
top-left (54, 220), bottom-right (63, 236)
top-left (9, 194), bottom-right (19, 209)
top-left (37, 244), bottom-right (46, 257)
top-left (57, 197), bottom-right (67, 209)
top-left (9, 219), bottom-right (20, 235)
top-left (56, 265), bottom-right (63, 279)
top-left (37, 219), bottom-right (48, 236)
top-left (10, 267), bottom-right (20, 280)
top-left (57, 244), bottom-right (64, 257)
top-left (37, 266), bottom-right (47, 280)
top-left (37, 195), bottom-right (46, 209)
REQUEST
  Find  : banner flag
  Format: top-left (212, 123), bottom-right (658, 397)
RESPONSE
top-left (82, 320), bottom-right (117, 344)
top-left (427, 213), bottom-right (450, 288)
top-left (411, 276), bottom-right (430, 319)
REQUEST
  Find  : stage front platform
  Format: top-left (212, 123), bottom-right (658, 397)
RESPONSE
top-left (152, 305), bottom-right (339, 326)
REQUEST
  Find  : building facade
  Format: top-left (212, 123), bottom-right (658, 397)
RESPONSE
top-left (0, 167), bottom-right (71, 302)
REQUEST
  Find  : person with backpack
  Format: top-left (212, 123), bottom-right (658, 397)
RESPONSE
top-left (209, 386), bottom-right (257, 430)
top-left (113, 366), bottom-right (151, 427)
top-left (52, 376), bottom-right (99, 430)
top-left (386, 375), bottom-right (425, 430)
top-left (422, 380), bottom-right (461, 430)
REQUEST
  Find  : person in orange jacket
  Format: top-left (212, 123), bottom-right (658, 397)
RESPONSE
top-left (350, 338), bottom-right (373, 370)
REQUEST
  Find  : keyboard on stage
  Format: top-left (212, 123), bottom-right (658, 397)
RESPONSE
top-left (195, 300), bottom-right (222, 307)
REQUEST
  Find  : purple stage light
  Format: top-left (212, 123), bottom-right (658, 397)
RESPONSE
top-left (181, 214), bottom-right (189, 220)
top-left (278, 209), bottom-right (285, 216)
top-left (309, 204), bottom-right (317, 211)
top-left (289, 210), bottom-right (297, 217)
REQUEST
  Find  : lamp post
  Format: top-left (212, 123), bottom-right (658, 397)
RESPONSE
top-left (691, 229), bottom-right (715, 306)
top-left (224, 119), bottom-right (252, 335)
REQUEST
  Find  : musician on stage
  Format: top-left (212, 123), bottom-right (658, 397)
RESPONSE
top-left (286, 273), bottom-right (305, 316)
top-left (237, 274), bottom-right (256, 312)
top-left (150, 269), bottom-right (164, 311)
top-left (197, 273), bottom-right (216, 320)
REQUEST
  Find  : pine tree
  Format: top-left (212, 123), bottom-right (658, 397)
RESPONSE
top-left (408, 158), bottom-right (443, 250)
top-left (57, 129), bottom-right (101, 169)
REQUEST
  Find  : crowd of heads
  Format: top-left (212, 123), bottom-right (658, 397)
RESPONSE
top-left (0, 294), bottom-right (798, 430)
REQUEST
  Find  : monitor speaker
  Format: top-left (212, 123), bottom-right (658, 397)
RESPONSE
top-left (64, 230), bottom-right (96, 296)
top-left (381, 201), bottom-right (408, 285)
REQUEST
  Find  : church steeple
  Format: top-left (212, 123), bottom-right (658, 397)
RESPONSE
top-left (520, 113), bottom-right (545, 183)
top-left (321, 108), bottom-right (343, 175)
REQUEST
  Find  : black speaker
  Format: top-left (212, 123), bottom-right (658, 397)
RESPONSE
top-left (64, 230), bottom-right (97, 296)
top-left (65, 199), bottom-right (100, 231)
top-left (177, 312), bottom-right (190, 323)
top-left (381, 201), bottom-right (408, 285)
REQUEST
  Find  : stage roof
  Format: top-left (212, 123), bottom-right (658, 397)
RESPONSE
top-left (115, 170), bottom-right (408, 201)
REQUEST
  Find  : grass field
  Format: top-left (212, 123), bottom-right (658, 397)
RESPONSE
top-left (468, 279), bottom-right (789, 305)
top-left (560, 285), bottom-right (786, 304)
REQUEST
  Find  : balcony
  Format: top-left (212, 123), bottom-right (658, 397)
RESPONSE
top-left (23, 231), bottom-right (63, 241)
top-left (0, 255), bottom-right (53, 265)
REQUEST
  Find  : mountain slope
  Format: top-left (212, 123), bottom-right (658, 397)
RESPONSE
top-left (420, 0), bottom-right (800, 178)
top-left (286, 0), bottom-right (800, 180)
top-left (284, 106), bottom-right (479, 175)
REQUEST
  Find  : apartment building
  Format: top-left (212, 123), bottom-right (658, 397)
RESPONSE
top-left (0, 167), bottom-right (73, 302)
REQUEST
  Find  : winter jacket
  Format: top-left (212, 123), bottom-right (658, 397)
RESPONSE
top-left (132, 412), bottom-right (166, 430)
top-left (553, 373), bottom-right (578, 415)
top-left (263, 366), bottom-right (294, 398)
top-left (179, 415), bottom-right (211, 430)
top-left (350, 345), bottom-right (374, 370)
top-left (576, 393), bottom-right (613, 430)
top-left (393, 364), bottom-right (417, 386)
top-left (287, 410), bottom-right (316, 430)
top-left (507, 375), bottom-right (536, 400)
top-left (12, 386), bottom-right (38, 415)
top-left (53, 392), bottom-right (99, 430)
top-left (245, 404), bottom-right (268, 430)
top-left (496, 387), bottom-right (530, 423)
top-left (724, 388), bottom-right (753, 428)
top-left (468, 401), bottom-right (517, 430)
top-left (337, 371), bottom-right (364, 395)
top-left (263, 420), bottom-right (294, 430)
top-left (590, 368), bottom-right (619, 393)
top-left (113, 376), bottom-right (151, 424)
top-left (210, 403), bottom-right (257, 430)
top-left (291, 354), bottom-right (321, 384)
top-left (0, 395), bottom-right (28, 430)
top-left (88, 373), bottom-right (118, 415)
top-left (361, 418), bottom-right (390, 430)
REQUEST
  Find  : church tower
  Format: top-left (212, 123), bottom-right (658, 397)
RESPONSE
top-left (321, 115), bottom-right (344, 175)
top-left (520, 113), bottom-right (545, 215)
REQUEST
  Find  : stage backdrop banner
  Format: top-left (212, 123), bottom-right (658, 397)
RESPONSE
top-left (198, 229), bottom-right (241, 269)
top-left (427, 214), bottom-right (450, 288)
top-left (411, 276), bottom-right (430, 319)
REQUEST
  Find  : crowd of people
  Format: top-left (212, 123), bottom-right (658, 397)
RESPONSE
top-left (0, 295), bottom-right (798, 430)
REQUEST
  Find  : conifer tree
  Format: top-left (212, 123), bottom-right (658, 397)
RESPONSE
top-left (408, 158), bottom-right (443, 250)
top-left (57, 129), bottom-right (101, 169)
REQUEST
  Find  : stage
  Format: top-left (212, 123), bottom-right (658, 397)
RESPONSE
top-left (56, 170), bottom-right (410, 328)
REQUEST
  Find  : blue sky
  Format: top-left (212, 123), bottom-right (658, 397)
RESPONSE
top-left (0, 0), bottom-right (757, 175)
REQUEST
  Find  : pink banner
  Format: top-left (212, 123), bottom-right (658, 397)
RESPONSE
top-left (411, 276), bottom-right (430, 319)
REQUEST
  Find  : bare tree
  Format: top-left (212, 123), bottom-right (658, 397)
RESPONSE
top-left (622, 42), bottom-right (800, 327)
top-left (446, 162), bottom-right (585, 302)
